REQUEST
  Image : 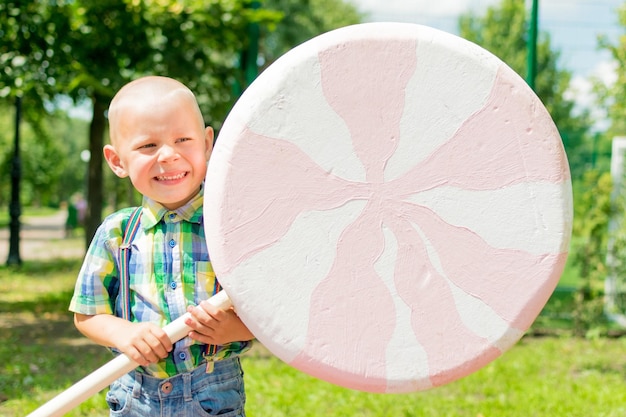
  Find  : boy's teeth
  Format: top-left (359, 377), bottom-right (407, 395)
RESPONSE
top-left (157, 172), bottom-right (185, 181)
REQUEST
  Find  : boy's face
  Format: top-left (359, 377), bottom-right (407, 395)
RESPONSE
top-left (104, 89), bottom-right (213, 210)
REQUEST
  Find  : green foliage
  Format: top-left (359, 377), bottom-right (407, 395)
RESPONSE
top-left (570, 172), bottom-right (613, 335)
top-left (0, 0), bottom-right (364, 223)
top-left (567, 170), bottom-right (626, 337)
top-left (589, 5), bottom-right (626, 174)
top-left (0, 1), bottom-right (74, 101)
top-left (260, 0), bottom-right (363, 66)
top-left (0, 102), bottom-right (89, 207)
top-left (458, 0), bottom-right (595, 180)
top-left (596, 4), bottom-right (626, 138)
top-left (459, 0), bottom-right (528, 72)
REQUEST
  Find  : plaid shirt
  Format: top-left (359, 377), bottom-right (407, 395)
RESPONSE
top-left (69, 188), bottom-right (250, 377)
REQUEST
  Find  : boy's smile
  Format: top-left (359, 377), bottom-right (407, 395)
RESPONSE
top-left (156, 172), bottom-right (188, 182)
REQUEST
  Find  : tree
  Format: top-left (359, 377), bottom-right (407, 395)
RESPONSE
top-left (596, 3), bottom-right (626, 138)
top-left (458, 0), bottom-right (593, 179)
top-left (259, 0), bottom-right (362, 69)
top-left (59, 0), bottom-right (152, 248)
top-left (592, 3), bottom-right (626, 327)
top-left (570, 171), bottom-right (613, 335)
top-left (0, 1), bottom-right (77, 264)
top-left (0, 1), bottom-right (74, 106)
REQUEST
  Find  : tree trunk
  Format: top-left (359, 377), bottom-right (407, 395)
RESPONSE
top-left (84, 95), bottom-right (107, 250)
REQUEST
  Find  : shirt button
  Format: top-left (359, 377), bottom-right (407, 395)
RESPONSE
top-left (178, 352), bottom-right (187, 360)
top-left (161, 381), bottom-right (173, 394)
top-left (170, 282), bottom-right (177, 290)
top-left (169, 239), bottom-right (176, 248)
top-left (169, 213), bottom-right (176, 219)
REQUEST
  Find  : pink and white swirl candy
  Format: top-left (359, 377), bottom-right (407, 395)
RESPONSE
top-left (204, 23), bottom-right (572, 393)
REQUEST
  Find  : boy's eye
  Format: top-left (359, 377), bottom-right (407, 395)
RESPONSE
top-left (177, 137), bottom-right (191, 143)
top-left (138, 143), bottom-right (156, 149)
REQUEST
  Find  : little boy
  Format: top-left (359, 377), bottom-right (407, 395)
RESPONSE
top-left (69, 76), bottom-right (254, 416)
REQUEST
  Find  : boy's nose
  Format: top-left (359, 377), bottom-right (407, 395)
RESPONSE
top-left (157, 144), bottom-right (179, 162)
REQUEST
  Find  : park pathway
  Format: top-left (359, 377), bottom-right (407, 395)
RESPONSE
top-left (0, 210), bottom-right (85, 262)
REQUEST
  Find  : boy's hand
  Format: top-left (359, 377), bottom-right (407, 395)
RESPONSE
top-left (185, 301), bottom-right (254, 345)
top-left (114, 321), bottom-right (173, 367)
top-left (74, 313), bottom-right (173, 367)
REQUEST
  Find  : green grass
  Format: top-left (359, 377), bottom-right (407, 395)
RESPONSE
top-left (2, 258), bottom-right (626, 416)
top-left (244, 337), bottom-right (626, 417)
top-left (0, 259), bottom-right (110, 416)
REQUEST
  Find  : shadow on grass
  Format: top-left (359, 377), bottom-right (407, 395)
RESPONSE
top-left (0, 290), bottom-right (74, 314)
top-left (1, 317), bottom-right (112, 405)
top-left (0, 258), bottom-right (112, 406)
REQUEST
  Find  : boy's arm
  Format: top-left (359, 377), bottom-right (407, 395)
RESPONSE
top-left (74, 313), bottom-right (173, 367)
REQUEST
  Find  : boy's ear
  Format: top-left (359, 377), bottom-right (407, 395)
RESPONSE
top-left (204, 126), bottom-right (214, 159)
top-left (103, 144), bottom-right (129, 178)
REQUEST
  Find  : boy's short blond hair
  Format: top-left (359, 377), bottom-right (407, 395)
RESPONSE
top-left (108, 76), bottom-right (204, 146)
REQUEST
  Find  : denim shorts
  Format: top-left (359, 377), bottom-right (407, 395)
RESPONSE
top-left (106, 357), bottom-right (245, 417)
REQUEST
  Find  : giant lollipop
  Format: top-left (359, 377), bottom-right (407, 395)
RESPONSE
top-left (203, 22), bottom-right (572, 393)
top-left (27, 22), bottom-right (572, 417)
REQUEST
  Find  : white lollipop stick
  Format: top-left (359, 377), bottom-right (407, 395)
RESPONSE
top-left (26, 291), bottom-right (232, 417)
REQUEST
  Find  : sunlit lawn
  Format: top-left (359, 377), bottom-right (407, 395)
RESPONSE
top-left (0, 206), bottom-right (60, 228)
top-left (2, 259), bottom-right (626, 417)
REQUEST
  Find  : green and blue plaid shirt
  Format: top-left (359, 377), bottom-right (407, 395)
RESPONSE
top-left (69, 188), bottom-right (250, 378)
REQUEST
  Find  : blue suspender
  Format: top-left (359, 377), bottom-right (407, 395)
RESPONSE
top-left (119, 207), bottom-right (142, 321)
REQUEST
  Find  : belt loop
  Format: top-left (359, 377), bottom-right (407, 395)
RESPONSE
top-left (183, 372), bottom-right (192, 402)
top-left (132, 372), bottom-right (142, 399)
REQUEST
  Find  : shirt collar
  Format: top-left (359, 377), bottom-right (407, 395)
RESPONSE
top-left (140, 186), bottom-right (204, 229)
